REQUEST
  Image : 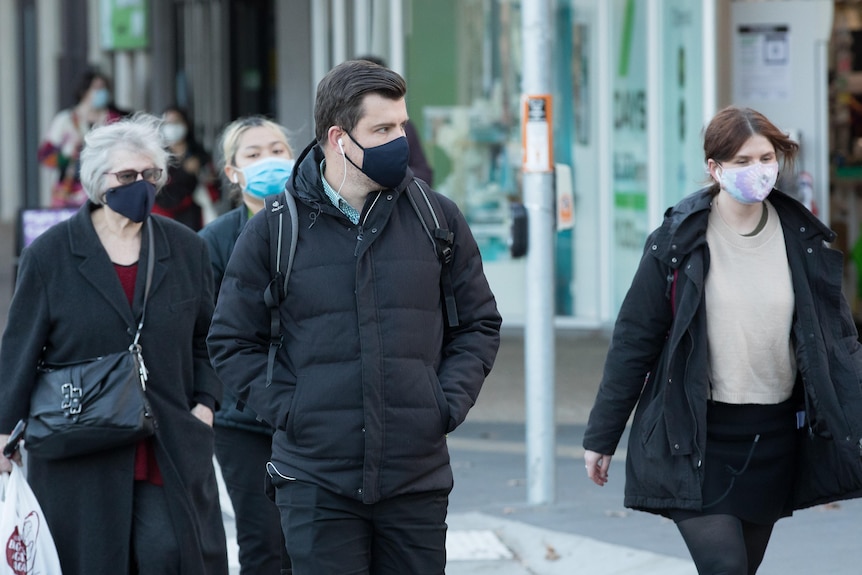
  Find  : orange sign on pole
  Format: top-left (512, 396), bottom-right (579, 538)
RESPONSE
top-left (522, 94), bottom-right (554, 173)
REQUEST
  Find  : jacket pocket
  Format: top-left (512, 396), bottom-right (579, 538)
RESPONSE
top-left (426, 365), bottom-right (451, 433)
top-left (637, 395), bottom-right (663, 449)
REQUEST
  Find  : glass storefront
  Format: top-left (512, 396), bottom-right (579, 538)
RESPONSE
top-left (662, 0), bottom-right (705, 210)
top-left (405, 0), bottom-right (710, 326)
top-left (610, 0), bottom-right (649, 308)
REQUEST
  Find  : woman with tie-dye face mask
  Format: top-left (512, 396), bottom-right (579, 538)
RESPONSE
top-left (198, 116), bottom-right (295, 575)
top-left (583, 106), bottom-right (862, 574)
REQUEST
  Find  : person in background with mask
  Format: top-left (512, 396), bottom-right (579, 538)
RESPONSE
top-left (198, 115), bottom-right (295, 575)
top-left (583, 106), bottom-right (862, 575)
top-left (0, 113), bottom-right (228, 575)
top-left (152, 106), bottom-right (217, 231)
top-left (207, 59), bottom-right (501, 574)
top-left (38, 68), bottom-right (124, 207)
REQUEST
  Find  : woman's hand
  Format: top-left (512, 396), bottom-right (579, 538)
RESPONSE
top-left (0, 433), bottom-right (22, 472)
top-left (191, 404), bottom-right (214, 427)
top-left (584, 450), bottom-right (612, 486)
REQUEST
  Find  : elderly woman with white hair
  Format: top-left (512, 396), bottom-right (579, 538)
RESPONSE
top-left (0, 113), bottom-right (228, 575)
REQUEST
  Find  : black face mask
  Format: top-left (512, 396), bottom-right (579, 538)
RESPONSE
top-left (344, 132), bottom-right (409, 189)
top-left (104, 180), bottom-right (156, 223)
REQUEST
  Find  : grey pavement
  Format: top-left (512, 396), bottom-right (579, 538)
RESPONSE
top-left (1, 221), bottom-right (861, 574)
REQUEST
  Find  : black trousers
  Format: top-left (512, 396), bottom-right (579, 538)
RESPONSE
top-left (214, 426), bottom-right (290, 574)
top-left (271, 475), bottom-right (449, 575)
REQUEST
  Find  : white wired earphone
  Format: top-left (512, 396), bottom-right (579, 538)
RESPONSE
top-left (337, 136), bottom-right (347, 193)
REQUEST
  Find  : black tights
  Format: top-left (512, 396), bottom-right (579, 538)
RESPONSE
top-left (675, 514), bottom-right (775, 575)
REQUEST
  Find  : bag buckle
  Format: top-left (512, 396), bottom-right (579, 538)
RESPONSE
top-left (61, 382), bottom-right (83, 416)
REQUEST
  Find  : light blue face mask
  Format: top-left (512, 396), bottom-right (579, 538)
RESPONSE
top-left (239, 157), bottom-right (295, 198)
top-left (91, 88), bottom-right (110, 110)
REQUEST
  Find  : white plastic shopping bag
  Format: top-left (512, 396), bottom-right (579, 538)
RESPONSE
top-left (0, 466), bottom-right (62, 575)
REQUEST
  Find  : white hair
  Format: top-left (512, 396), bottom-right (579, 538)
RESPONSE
top-left (79, 112), bottom-right (171, 204)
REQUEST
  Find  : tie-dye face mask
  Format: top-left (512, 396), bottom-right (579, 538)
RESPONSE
top-left (716, 162), bottom-right (779, 204)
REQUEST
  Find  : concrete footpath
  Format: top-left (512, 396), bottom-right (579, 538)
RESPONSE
top-left (437, 333), bottom-right (862, 575)
top-left (1, 221), bottom-right (860, 574)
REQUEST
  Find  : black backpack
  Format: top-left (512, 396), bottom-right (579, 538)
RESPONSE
top-left (261, 180), bottom-right (458, 388)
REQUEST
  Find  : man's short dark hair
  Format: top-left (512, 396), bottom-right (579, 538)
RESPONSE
top-left (314, 60), bottom-right (407, 144)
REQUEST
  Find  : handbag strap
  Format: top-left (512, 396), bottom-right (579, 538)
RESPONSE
top-left (131, 218), bottom-right (155, 347)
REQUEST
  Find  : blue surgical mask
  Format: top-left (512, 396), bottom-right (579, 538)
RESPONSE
top-left (104, 180), bottom-right (156, 223)
top-left (239, 157), bottom-right (295, 198)
top-left (91, 88), bottom-right (110, 110)
top-left (344, 133), bottom-right (409, 189)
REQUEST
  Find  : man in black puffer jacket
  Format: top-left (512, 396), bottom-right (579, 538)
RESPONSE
top-left (207, 59), bottom-right (501, 574)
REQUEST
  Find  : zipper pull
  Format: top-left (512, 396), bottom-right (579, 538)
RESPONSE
top-left (354, 225), bottom-right (364, 256)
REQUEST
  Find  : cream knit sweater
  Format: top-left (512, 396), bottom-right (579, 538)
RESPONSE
top-left (704, 199), bottom-right (796, 404)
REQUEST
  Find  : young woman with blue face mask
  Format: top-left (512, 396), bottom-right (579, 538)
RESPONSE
top-left (222, 118), bottom-right (295, 215)
top-left (583, 106), bottom-right (862, 574)
top-left (198, 116), bottom-right (294, 575)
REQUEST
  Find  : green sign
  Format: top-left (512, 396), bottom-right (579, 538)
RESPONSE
top-left (101, 0), bottom-right (148, 50)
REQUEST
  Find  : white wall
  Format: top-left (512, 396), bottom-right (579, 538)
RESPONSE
top-left (729, 0), bottom-right (833, 224)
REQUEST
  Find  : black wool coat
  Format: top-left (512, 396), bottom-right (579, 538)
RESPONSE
top-left (208, 142), bottom-right (502, 505)
top-left (583, 189), bottom-right (862, 515)
top-left (0, 205), bottom-right (228, 575)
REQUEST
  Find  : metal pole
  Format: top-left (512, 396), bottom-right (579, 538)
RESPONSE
top-left (332, 0), bottom-right (348, 65)
top-left (353, 0), bottom-right (371, 56)
top-left (388, 0), bottom-right (404, 75)
top-left (521, 0), bottom-right (555, 505)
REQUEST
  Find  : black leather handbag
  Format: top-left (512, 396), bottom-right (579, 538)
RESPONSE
top-left (24, 220), bottom-right (156, 460)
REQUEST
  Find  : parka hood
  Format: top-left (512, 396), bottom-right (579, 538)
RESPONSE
top-left (650, 187), bottom-right (834, 269)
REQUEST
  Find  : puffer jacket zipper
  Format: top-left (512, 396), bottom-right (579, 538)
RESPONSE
top-left (354, 191), bottom-right (383, 256)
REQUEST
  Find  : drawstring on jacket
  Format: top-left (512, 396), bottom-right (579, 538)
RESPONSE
top-left (702, 434), bottom-right (761, 509)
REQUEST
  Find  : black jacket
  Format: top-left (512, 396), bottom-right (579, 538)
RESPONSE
top-left (199, 204), bottom-right (271, 433)
top-left (207, 142), bottom-right (501, 504)
top-left (583, 188), bottom-right (862, 514)
top-left (0, 205), bottom-right (227, 575)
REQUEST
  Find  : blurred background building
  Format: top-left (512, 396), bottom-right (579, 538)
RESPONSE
top-left (2, 0), bottom-right (859, 327)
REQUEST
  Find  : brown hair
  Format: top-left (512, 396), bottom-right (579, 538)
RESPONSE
top-left (703, 106), bottom-right (799, 192)
top-left (314, 60), bottom-right (407, 144)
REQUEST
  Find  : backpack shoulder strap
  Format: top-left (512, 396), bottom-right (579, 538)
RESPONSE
top-left (262, 191), bottom-right (299, 388)
top-left (405, 180), bottom-right (459, 328)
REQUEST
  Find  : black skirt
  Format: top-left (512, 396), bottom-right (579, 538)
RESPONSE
top-left (671, 399), bottom-right (798, 525)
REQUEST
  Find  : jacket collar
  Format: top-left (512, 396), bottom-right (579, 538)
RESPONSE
top-left (650, 187), bottom-right (834, 266)
top-left (68, 205), bottom-right (169, 326)
top-left (289, 139), bottom-right (414, 206)
top-left (649, 187), bottom-right (713, 265)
